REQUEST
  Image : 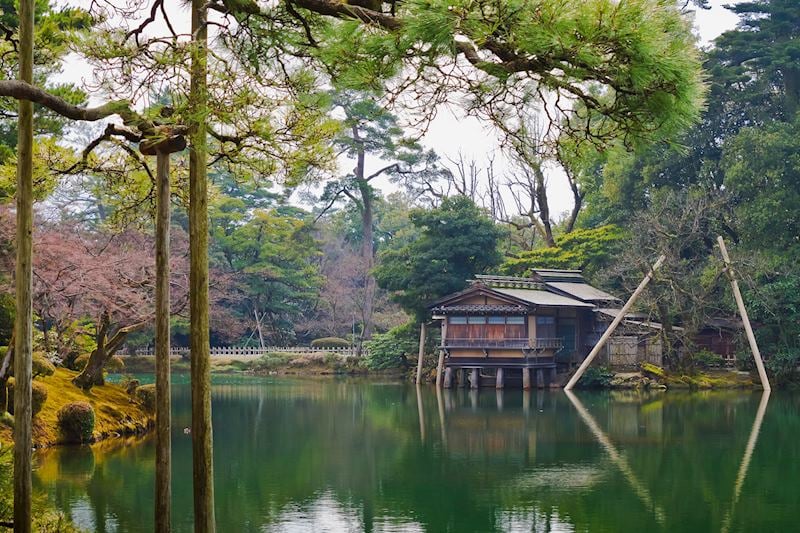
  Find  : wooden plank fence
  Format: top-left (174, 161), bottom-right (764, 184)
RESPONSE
top-left (131, 345), bottom-right (363, 358)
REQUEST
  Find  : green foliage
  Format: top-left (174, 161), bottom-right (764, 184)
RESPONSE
top-left (502, 225), bottom-right (624, 279)
top-left (364, 322), bottom-right (439, 370)
top-left (310, 337), bottom-right (350, 348)
top-left (374, 196), bottom-right (504, 320)
top-left (691, 349), bottom-right (725, 370)
top-left (765, 351), bottom-right (800, 386)
top-left (135, 384), bottom-right (156, 414)
top-left (577, 366), bottom-right (614, 388)
top-left (56, 401), bottom-right (95, 443)
top-left (249, 353), bottom-right (293, 372)
top-left (0, 292), bottom-right (12, 345)
top-left (32, 352), bottom-right (56, 378)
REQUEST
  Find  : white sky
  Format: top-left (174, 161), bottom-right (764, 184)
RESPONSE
top-left (57, 0), bottom-right (743, 218)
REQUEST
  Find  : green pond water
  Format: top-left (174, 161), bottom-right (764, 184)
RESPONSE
top-left (32, 375), bottom-right (796, 532)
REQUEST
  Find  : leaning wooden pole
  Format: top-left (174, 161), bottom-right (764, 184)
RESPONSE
top-left (189, 0), bottom-right (216, 530)
top-left (717, 237), bottom-right (771, 392)
top-left (415, 322), bottom-right (426, 385)
top-left (13, 0), bottom-right (35, 529)
top-left (564, 255), bottom-right (665, 391)
top-left (154, 151), bottom-right (172, 533)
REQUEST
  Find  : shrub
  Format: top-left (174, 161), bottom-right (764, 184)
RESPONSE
top-left (364, 323), bottom-right (419, 370)
top-left (124, 378), bottom-right (141, 396)
top-left (57, 402), bottom-right (95, 443)
top-left (32, 352), bottom-right (56, 378)
top-left (310, 337), bottom-right (351, 349)
top-left (73, 353), bottom-right (90, 371)
top-left (765, 351), bottom-right (800, 386)
top-left (3, 378), bottom-right (45, 416)
top-left (692, 349), bottom-right (725, 369)
top-left (135, 383), bottom-right (156, 413)
top-left (31, 381), bottom-right (48, 416)
top-left (577, 366), bottom-right (614, 388)
top-left (250, 353), bottom-right (292, 372)
top-left (105, 355), bottom-right (126, 373)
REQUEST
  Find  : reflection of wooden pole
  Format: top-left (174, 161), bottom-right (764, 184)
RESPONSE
top-left (154, 151), bottom-right (172, 533)
top-left (565, 390), bottom-right (666, 524)
top-left (717, 237), bottom-right (770, 392)
top-left (415, 322), bottom-right (427, 385)
top-left (436, 386), bottom-right (447, 447)
top-left (415, 385), bottom-right (426, 443)
top-left (721, 390), bottom-right (770, 533)
top-left (565, 255), bottom-right (665, 391)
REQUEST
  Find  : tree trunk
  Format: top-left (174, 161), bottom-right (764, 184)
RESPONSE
top-left (72, 315), bottom-right (144, 389)
top-left (358, 180), bottom-right (376, 345)
top-left (533, 164), bottom-right (555, 247)
top-left (564, 168), bottom-right (584, 234)
top-left (189, 1), bottom-right (216, 530)
top-left (353, 125), bottom-right (376, 350)
top-left (154, 151), bottom-right (172, 533)
top-left (14, 0), bottom-right (35, 528)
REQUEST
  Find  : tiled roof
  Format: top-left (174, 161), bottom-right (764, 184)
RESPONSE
top-left (547, 282), bottom-right (619, 303)
top-left (493, 288), bottom-right (594, 308)
top-left (431, 304), bottom-right (528, 314)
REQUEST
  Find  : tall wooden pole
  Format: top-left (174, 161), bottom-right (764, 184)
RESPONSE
top-left (154, 151), bottom-right (172, 533)
top-left (565, 255), bottom-right (665, 391)
top-left (14, 0), bottom-right (35, 529)
top-left (189, 1), bottom-right (216, 530)
top-left (717, 236), bottom-right (771, 392)
top-left (415, 322), bottom-right (426, 385)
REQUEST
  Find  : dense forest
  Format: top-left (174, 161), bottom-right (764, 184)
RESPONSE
top-left (0, 0), bottom-right (797, 384)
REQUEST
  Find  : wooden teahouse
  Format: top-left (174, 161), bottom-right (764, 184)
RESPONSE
top-left (429, 270), bottom-right (621, 389)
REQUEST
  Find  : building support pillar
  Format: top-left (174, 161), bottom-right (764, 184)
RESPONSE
top-left (522, 368), bottom-right (531, 390)
top-left (537, 368), bottom-right (545, 389)
top-left (470, 368), bottom-right (480, 390)
top-left (495, 368), bottom-right (504, 389)
top-left (444, 367), bottom-right (453, 389)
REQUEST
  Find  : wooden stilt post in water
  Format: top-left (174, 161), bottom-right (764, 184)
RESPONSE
top-left (495, 368), bottom-right (504, 389)
top-left (154, 151), bottom-right (173, 533)
top-left (565, 255), bottom-right (665, 391)
top-left (717, 237), bottom-right (771, 392)
top-left (435, 319), bottom-right (447, 388)
top-left (470, 368), bottom-right (479, 390)
top-left (444, 367), bottom-right (453, 388)
top-left (14, 0), bottom-right (34, 529)
top-left (522, 368), bottom-right (531, 390)
top-left (415, 322), bottom-right (426, 385)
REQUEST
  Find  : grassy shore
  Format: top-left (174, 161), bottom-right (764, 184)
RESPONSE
top-left (0, 367), bottom-right (153, 448)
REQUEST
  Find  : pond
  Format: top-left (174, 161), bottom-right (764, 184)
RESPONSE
top-left (33, 375), bottom-right (796, 532)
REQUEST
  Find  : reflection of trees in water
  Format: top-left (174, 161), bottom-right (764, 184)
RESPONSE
top-left (30, 379), bottom-right (793, 532)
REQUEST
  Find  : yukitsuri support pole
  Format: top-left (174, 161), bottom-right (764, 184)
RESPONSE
top-left (564, 255), bottom-right (665, 391)
top-left (189, 0), bottom-right (216, 529)
top-left (415, 322), bottom-right (426, 385)
top-left (717, 237), bottom-right (771, 392)
top-left (14, 0), bottom-right (34, 529)
top-left (155, 151), bottom-right (172, 533)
